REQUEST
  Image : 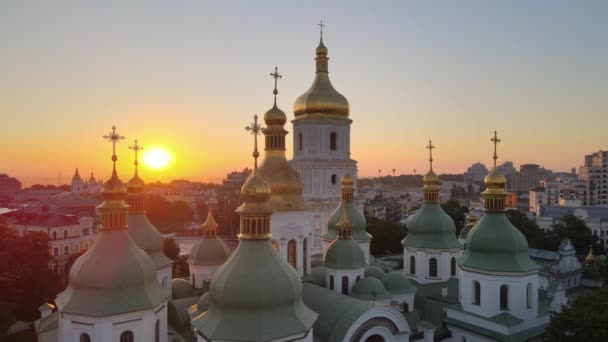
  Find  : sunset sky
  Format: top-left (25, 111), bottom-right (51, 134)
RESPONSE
top-left (1, 1), bottom-right (607, 185)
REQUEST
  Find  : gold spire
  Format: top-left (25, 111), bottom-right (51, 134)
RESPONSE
top-left (336, 206), bottom-right (352, 239)
top-left (482, 131), bottom-right (508, 211)
top-left (585, 244), bottom-right (596, 265)
top-left (263, 67), bottom-right (287, 144)
top-left (422, 140), bottom-right (440, 202)
top-left (202, 207), bottom-right (219, 238)
top-left (238, 115), bottom-right (273, 240)
top-left (98, 126), bottom-right (129, 230)
top-left (340, 152), bottom-right (355, 202)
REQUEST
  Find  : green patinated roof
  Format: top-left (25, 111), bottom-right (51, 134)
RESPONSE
top-left (324, 238), bottom-right (367, 270)
top-left (311, 266), bottom-right (327, 287)
top-left (191, 239), bottom-right (317, 341)
top-left (459, 212), bottom-right (541, 273)
top-left (351, 277), bottom-right (391, 301)
top-left (301, 283), bottom-right (374, 342)
top-left (56, 230), bottom-right (165, 317)
top-left (364, 265), bottom-right (386, 279)
top-left (402, 203), bottom-right (462, 249)
top-left (168, 297), bottom-right (198, 335)
top-left (172, 278), bottom-right (195, 300)
top-left (381, 271), bottom-right (414, 294)
top-left (127, 214), bottom-right (173, 269)
top-left (323, 201), bottom-right (371, 242)
top-left (411, 277), bottom-right (459, 332)
top-left (189, 237), bottom-right (231, 267)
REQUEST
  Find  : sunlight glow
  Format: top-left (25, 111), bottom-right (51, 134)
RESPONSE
top-left (142, 147), bottom-right (172, 170)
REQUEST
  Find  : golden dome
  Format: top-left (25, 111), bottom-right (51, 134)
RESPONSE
top-left (481, 167), bottom-right (507, 196)
top-left (585, 245), bottom-right (596, 264)
top-left (101, 165), bottom-right (127, 200)
top-left (264, 104), bottom-right (287, 127)
top-left (241, 168), bottom-right (271, 204)
top-left (341, 172), bottom-right (354, 188)
top-left (258, 156), bottom-right (304, 211)
top-left (126, 174), bottom-right (145, 193)
top-left (293, 37), bottom-right (349, 119)
top-left (423, 169), bottom-right (440, 187)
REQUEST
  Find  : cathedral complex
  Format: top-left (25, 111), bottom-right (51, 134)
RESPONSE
top-left (35, 27), bottom-right (564, 342)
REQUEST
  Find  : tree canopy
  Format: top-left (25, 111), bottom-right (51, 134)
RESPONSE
top-left (440, 200), bottom-right (468, 235)
top-left (553, 214), bottom-right (603, 254)
top-left (506, 209), bottom-right (559, 251)
top-left (547, 288), bottom-right (608, 341)
top-left (367, 217), bottom-right (406, 256)
top-left (145, 195), bottom-right (194, 233)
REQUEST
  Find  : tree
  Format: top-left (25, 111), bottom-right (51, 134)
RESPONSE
top-left (440, 200), bottom-right (468, 235)
top-left (145, 195), bottom-right (194, 233)
top-left (163, 238), bottom-right (181, 261)
top-left (367, 217), bottom-right (406, 256)
top-left (506, 209), bottom-right (559, 251)
top-left (552, 214), bottom-right (600, 255)
top-left (172, 255), bottom-right (190, 279)
top-left (195, 200), bottom-right (209, 222)
top-left (546, 288), bottom-right (608, 341)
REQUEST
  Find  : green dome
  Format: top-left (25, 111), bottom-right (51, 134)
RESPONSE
top-left (364, 266), bottom-right (386, 279)
top-left (402, 203), bottom-right (461, 249)
top-left (381, 271), bottom-right (414, 294)
top-left (189, 237), bottom-right (231, 266)
top-left (351, 277), bottom-right (391, 301)
top-left (459, 212), bottom-right (540, 273)
top-left (323, 202), bottom-right (370, 242)
top-left (172, 278), bottom-right (194, 300)
top-left (58, 230), bottom-right (164, 316)
top-left (192, 239), bottom-right (317, 341)
top-left (197, 292), bottom-right (210, 312)
top-left (324, 238), bottom-right (367, 270)
top-left (127, 214), bottom-right (173, 269)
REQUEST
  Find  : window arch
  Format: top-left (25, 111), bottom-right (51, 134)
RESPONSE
top-left (155, 319), bottom-right (160, 342)
top-left (330, 132), bottom-right (337, 150)
top-left (429, 258), bottom-right (438, 277)
top-left (500, 285), bottom-right (509, 310)
top-left (451, 257), bottom-right (456, 276)
top-left (120, 331), bottom-right (134, 342)
top-left (410, 256), bottom-right (416, 275)
top-left (473, 281), bottom-right (480, 305)
top-left (342, 276), bottom-right (349, 295)
top-left (287, 240), bottom-right (296, 268)
top-left (527, 283), bottom-right (533, 309)
top-left (79, 333), bottom-right (91, 342)
top-left (331, 174), bottom-right (337, 185)
top-left (298, 132), bottom-right (303, 151)
top-left (329, 275), bottom-right (335, 290)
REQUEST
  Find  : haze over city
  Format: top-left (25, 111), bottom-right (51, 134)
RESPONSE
top-left (1, 1), bottom-right (607, 186)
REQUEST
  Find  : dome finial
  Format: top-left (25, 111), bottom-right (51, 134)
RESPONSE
top-left (318, 20), bottom-right (325, 41)
top-left (422, 140), bottom-right (440, 202)
top-left (127, 139), bottom-right (146, 195)
top-left (482, 131), bottom-right (507, 211)
top-left (103, 125), bottom-right (125, 166)
top-left (491, 130), bottom-right (501, 168)
top-left (245, 114), bottom-right (265, 170)
top-left (270, 66), bottom-right (282, 106)
top-left (426, 139), bottom-right (435, 172)
top-left (129, 139), bottom-right (144, 176)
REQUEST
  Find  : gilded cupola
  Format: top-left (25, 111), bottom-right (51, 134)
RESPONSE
top-left (293, 22), bottom-right (350, 120)
top-left (258, 67), bottom-right (306, 211)
top-left (481, 131), bottom-right (508, 211)
top-left (422, 140), bottom-right (441, 202)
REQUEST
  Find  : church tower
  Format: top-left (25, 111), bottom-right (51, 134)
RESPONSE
top-left (291, 23), bottom-right (358, 254)
top-left (71, 168), bottom-right (84, 193)
top-left (126, 139), bottom-right (173, 299)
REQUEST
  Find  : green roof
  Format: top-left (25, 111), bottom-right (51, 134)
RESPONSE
top-left (351, 277), bottom-right (391, 301)
top-left (56, 230), bottom-right (165, 317)
top-left (323, 201), bottom-right (371, 242)
top-left (402, 203), bottom-right (462, 249)
top-left (192, 239), bottom-right (317, 341)
top-left (171, 278), bottom-right (195, 300)
top-left (311, 266), bottom-right (327, 287)
top-left (189, 237), bottom-right (231, 267)
top-left (301, 283), bottom-right (374, 342)
top-left (381, 271), bottom-right (414, 294)
top-left (411, 278), bottom-right (459, 330)
top-left (127, 214), bottom-right (173, 269)
top-left (364, 265), bottom-right (386, 279)
top-left (324, 238), bottom-right (367, 270)
top-left (459, 212), bottom-right (541, 273)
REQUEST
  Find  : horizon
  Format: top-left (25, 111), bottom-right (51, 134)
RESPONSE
top-left (2, 1), bottom-right (607, 186)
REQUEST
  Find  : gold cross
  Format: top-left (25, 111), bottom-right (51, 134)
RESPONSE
top-left (318, 20), bottom-right (326, 38)
top-left (426, 140), bottom-right (435, 169)
top-left (491, 130), bottom-right (501, 166)
top-left (270, 66), bottom-right (282, 103)
top-left (245, 115), bottom-right (264, 167)
top-left (103, 125), bottom-right (125, 162)
top-left (129, 139), bottom-right (144, 168)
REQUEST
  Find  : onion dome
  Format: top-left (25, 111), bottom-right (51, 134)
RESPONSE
top-left (459, 131), bottom-right (540, 273)
top-left (351, 277), bottom-right (391, 301)
top-left (56, 126), bottom-right (164, 316)
top-left (381, 271), bottom-right (414, 295)
top-left (459, 212), bottom-right (477, 241)
top-left (324, 208), bottom-right (367, 269)
top-left (172, 278), bottom-right (195, 300)
top-left (191, 116), bottom-right (317, 341)
top-left (324, 158), bottom-right (371, 242)
top-left (258, 67), bottom-right (306, 211)
top-left (364, 265), bottom-right (386, 280)
top-left (402, 141), bottom-right (461, 249)
top-left (293, 30), bottom-right (349, 120)
top-left (189, 208), bottom-right (230, 267)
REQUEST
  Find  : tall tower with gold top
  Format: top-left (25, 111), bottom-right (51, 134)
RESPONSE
top-left (259, 68), bottom-right (314, 275)
top-left (291, 23), bottom-right (358, 254)
top-left (447, 132), bottom-right (545, 341)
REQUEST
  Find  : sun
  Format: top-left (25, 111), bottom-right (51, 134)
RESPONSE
top-left (142, 147), bottom-right (172, 170)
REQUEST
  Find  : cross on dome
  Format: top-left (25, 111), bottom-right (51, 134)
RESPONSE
top-left (491, 130), bottom-right (501, 167)
top-left (318, 20), bottom-right (326, 38)
top-left (270, 66), bottom-right (282, 103)
top-left (245, 114), bottom-right (265, 167)
top-left (103, 125), bottom-right (125, 162)
top-left (129, 139), bottom-right (144, 168)
top-left (426, 140), bottom-right (435, 170)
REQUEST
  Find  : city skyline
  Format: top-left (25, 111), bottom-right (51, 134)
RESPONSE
top-left (2, 1), bottom-right (607, 185)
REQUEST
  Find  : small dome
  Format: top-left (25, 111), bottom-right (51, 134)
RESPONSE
top-left (293, 76), bottom-right (349, 118)
top-left (381, 271), bottom-right (414, 294)
top-left (324, 202), bottom-right (369, 242)
top-left (423, 169), bottom-right (440, 187)
top-left (258, 155), bottom-right (305, 211)
top-left (101, 168), bottom-right (127, 199)
top-left (240, 169), bottom-right (271, 204)
top-left (127, 214), bottom-right (172, 269)
top-left (482, 167), bottom-right (507, 195)
top-left (126, 174), bottom-right (145, 193)
top-left (189, 238), bottom-right (231, 267)
top-left (324, 238), bottom-right (366, 270)
top-left (402, 203), bottom-right (461, 249)
top-left (316, 39), bottom-right (328, 56)
top-left (351, 277), bottom-right (391, 301)
top-left (264, 104), bottom-right (287, 127)
top-left (172, 278), bottom-right (195, 300)
top-left (364, 266), bottom-right (385, 279)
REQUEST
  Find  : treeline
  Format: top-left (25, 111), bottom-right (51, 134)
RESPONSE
top-left (359, 173), bottom-right (464, 188)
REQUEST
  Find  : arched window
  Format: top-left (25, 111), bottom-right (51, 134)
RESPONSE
top-left (330, 132), bottom-right (337, 150)
top-left (287, 240), bottom-right (296, 269)
top-left (341, 276), bottom-right (349, 295)
top-left (53, 247), bottom-right (59, 257)
top-left (473, 281), bottom-right (480, 305)
top-left (155, 319), bottom-right (160, 342)
top-left (52, 231), bottom-right (57, 240)
top-left (500, 285), bottom-right (509, 310)
top-left (331, 174), bottom-right (337, 185)
top-left (451, 257), bottom-right (456, 276)
top-left (329, 275), bottom-right (334, 290)
top-left (298, 133), bottom-right (303, 151)
top-left (120, 331), bottom-right (134, 342)
top-left (429, 258), bottom-right (438, 277)
top-left (79, 333), bottom-right (91, 342)
top-left (410, 256), bottom-right (416, 275)
top-left (527, 283), bottom-right (533, 309)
